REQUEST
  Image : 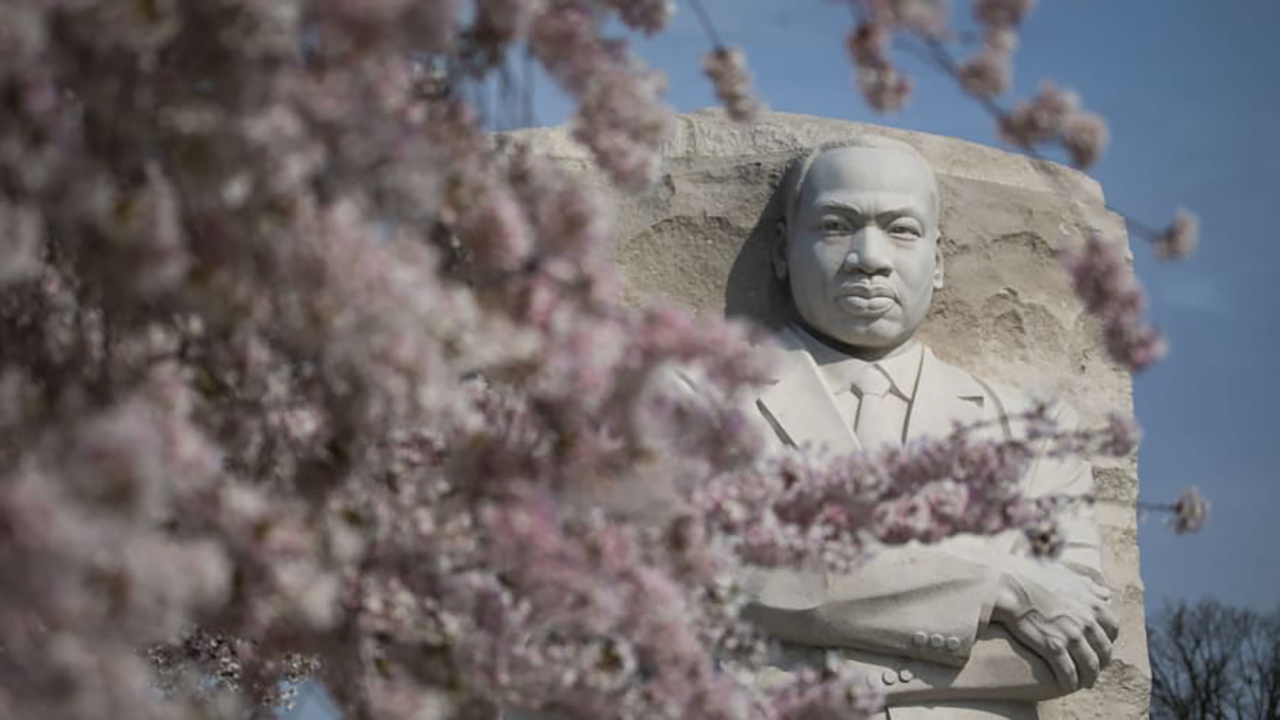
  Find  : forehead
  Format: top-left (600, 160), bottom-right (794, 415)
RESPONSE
top-left (799, 146), bottom-right (936, 215)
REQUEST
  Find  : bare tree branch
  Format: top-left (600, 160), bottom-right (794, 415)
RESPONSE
top-left (1149, 598), bottom-right (1280, 720)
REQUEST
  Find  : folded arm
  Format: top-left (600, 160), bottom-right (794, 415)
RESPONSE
top-left (741, 402), bottom-right (1115, 702)
top-left (741, 543), bottom-right (1002, 668)
top-left (741, 542), bottom-right (1105, 703)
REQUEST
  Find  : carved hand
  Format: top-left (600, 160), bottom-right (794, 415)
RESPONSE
top-left (990, 562), bottom-right (1120, 692)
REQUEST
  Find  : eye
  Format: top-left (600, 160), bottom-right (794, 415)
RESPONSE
top-left (888, 219), bottom-right (923, 238)
top-left (820, 216), bottom-right (851, 234)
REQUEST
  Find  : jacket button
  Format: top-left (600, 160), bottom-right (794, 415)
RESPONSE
top-left (912, 631), bottom-right (929, 646)
top-left (946, 636), bottom-right (961, 651)
top-left (929, 633), bottom-right (945, 649)
top-left (898, 668), bottom-right (915, 683)
top-left (881, 669), bottom-right (898, 686)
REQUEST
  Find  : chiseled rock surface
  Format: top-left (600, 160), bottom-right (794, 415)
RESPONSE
top-left (509, 109), bottom-right (1150, 719)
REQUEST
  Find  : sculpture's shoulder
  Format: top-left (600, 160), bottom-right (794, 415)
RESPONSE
top-left (921, 350), bottom-right (1082, 435)
top-left (921, 351), bottom-right (1093, 519)
top-left (762, 324), bottom-right (809, 361)
top-left (922, 349), bottom-right (991, 395)
top-left (982, 374), bottom-right (1083, 434)
top-left (749, 324), bottom-right (818, 389)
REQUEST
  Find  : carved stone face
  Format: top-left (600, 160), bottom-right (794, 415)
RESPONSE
top-left (777, 145), bottom-right (944, 353)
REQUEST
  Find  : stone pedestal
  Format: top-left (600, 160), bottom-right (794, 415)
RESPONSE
top-left (511, 109), bottom-right (1150, 719)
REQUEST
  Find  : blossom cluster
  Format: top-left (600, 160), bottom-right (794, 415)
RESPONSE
top-left (1061, 234), bottom-right (1168, 372)
top-left (702, 405), bottom-right (1140, 571)
top-left (957, 1), bottom-right (1031, 99)
top-left (1152, 207), bottom-right (1200, 261)
top-left (703, 47), bottom-right (765, 123)
top-left (846, 1), bottom-right (1113, 170)
top-left (999, 83), bottom-right (1110, 169)
top-left (603, 0), bottom-right (676, 35)
top-left (845, 10), bottom-right (912, 112)
top-left (1169, 487), bottom-right (1210, 535)
top-left (957, 29), bottom-right (1015, 99)
top-left (530, 2), bottom-right (673, 189)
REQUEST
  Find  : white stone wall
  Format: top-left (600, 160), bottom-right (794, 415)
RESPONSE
top-left (510, 109), bottom-right (1151, 719)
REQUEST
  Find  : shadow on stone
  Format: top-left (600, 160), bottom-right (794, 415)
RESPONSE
top-left (724, 163), bottom-right (790, 331)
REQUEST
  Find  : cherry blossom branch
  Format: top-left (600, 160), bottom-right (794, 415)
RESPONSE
top-left (685, 0), bottom-right (765, 122)
top-left (1137, 488), bottom-right (1210, 535)
top-left (913, 34), bottom-right (1199, 260)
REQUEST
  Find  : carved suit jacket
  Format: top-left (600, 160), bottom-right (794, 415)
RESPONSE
top-left (739, 327), bottom-right (1105, 720)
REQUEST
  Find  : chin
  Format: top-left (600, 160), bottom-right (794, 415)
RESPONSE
top-left (829, 324), bottom-right (902, 350)
top-left (840, 333), bottom-right (896, 350)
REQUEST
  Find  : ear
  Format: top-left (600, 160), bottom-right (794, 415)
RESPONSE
top-left (932, 235), bottom-right (945, 290)
top-left (772, 218), bottom-right (789, 282)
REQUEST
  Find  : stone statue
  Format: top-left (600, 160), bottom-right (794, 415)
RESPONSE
top-left (738, 137), bottom-right (1119, 719)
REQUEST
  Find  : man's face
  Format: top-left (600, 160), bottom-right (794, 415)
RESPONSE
top-left (779, 146), bottom-right (943, 352)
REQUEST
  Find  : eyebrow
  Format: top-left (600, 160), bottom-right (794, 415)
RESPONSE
top-left (813, 200), bottom-right (927, 223)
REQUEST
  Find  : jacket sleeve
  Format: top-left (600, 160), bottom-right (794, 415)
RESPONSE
top-left (741, 397), bottom-right (1109, 688)
top-left (740, 544), bottom-right (1003, 668)
top-left (1015, 400), bottom-right (1105, 582)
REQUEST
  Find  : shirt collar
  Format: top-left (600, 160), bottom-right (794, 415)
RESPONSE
top-left (789, 323), bottom-right (923, 401)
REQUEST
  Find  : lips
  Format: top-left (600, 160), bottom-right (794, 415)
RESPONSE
top-left (834, 284), bottom-right (897, 315)
top-left (837, 284), bottom-right (896, 299)
top-left (836, 295), bottom-right (895, 315)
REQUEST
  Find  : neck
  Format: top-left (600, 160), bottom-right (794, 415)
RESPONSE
top-left (793, 316), bottom-right (917, 362)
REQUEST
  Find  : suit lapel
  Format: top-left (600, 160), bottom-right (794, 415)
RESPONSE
top-left (756, 335), bottom-right (999, 452)
top-left (904, 347), bottom-right (994, 444)
top-left (757, 328), bottom-right (862, 454)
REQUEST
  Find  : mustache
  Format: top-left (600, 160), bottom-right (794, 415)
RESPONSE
top-left (834, 280), bottom-right (899, 300)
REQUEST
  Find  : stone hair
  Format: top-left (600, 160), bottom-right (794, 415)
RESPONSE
top-left (781, 136), bottom-right (941, 231)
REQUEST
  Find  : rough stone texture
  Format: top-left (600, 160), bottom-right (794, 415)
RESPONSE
top-left (509, 110), bottom-right (1150, 719)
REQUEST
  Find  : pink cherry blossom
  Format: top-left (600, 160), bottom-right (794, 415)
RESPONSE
top-left (1061, 110), bottom-right (1110, 169)
top-left (861, 0), bottom-right (949, 36)
top-left (0, 199), bottom-right (42, 287)
top-left (1152, 207), bottom-right (1201, 261)
top-left (1061, 234), bottom-right (1168, 372)
top-left (847, 22), bottom-right (892, 70)
top-left (1098, 413), bottom-right (1142, 456)
top-left (959, 49), bottom-right (1013, 98)
top-left (605, 0), bottom-right (676, 35)
top-left (1000, 82), bottom-right (1081, 148)
top-left (973, 0), bottom-right (1037, 28)
top-left (1170, 487), bottom-right (1210, 535)
top-left (530, 3), bottom-right (672, 189)
top-left (858, 66), bottom-right (914, 112)
top-left (704, 47), bottom-right (765, 123)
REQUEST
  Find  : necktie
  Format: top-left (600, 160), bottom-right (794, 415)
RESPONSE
top-left (850, 365), bottom-right (901, 450)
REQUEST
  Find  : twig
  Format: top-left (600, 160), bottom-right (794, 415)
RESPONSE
top-left (915, 34), bottom-right (1168, 243)
top-left (686, 0), bottom-right (726, 49)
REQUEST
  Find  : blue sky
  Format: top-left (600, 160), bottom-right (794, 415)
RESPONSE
top-left (523, 0), bottom-right (1280, 614)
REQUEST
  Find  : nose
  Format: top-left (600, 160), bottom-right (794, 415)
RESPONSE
top-left (841, 226), bottom-right (893, 276)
